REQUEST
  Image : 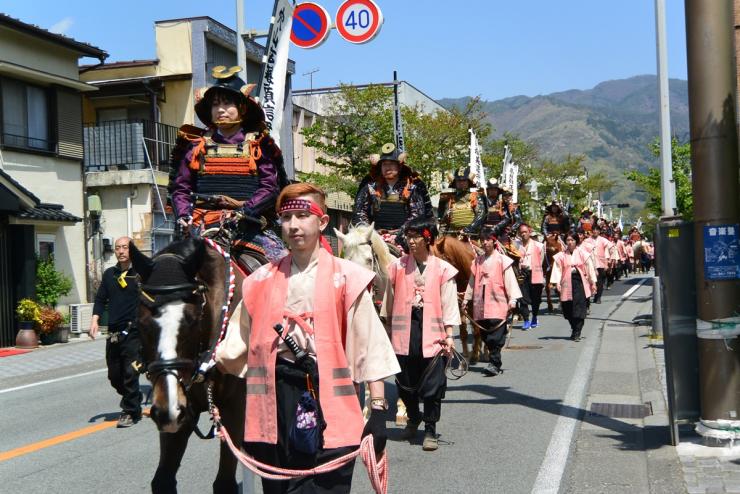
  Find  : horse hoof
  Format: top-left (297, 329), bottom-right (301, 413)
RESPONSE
top-left (470, 355), bottom-right (479, 365)
top-left (396, 414), bottom-right (408, 426)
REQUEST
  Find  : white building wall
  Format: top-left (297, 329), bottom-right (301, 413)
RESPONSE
top-left (3, 150), bottom-right (87, 305)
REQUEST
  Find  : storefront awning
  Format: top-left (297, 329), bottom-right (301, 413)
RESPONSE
top-left (10, 203), bottom-right (81, 224)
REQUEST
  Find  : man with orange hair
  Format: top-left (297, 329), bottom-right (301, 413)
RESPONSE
top-left (217, 183), bottom-right (399, 493)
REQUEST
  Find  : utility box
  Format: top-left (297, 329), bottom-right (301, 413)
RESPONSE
top-left (655, 220), bottom-right (700, 444)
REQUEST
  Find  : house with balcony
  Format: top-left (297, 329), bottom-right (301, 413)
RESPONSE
top-left (80, 16), bottom-right (295, 278)
top-left (0, 14), bottom-right (107, 346)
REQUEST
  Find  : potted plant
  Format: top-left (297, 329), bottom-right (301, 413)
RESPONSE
top-left (37, 306), bottom-right (63, 345)
top-left (15, 298), bottom-right (41, 348)
top-left (57, 311), bottom-right (71, 343)
top-left (35, 256), bottom-right (72, 308)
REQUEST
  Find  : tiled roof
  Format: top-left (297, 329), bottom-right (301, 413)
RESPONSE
top-left (13, 203), bottom-right (81, 223)
top-left (0, 13), bottom-right (107, 60)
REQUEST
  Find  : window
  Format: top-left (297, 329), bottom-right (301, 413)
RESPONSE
top-left (1, 78), bottom-right (51, 151)
top-left (36, 234), bottom-right (56, 261)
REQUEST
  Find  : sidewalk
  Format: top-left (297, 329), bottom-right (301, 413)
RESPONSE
top-left (651, 317), bottom-right (740, 493)
top-left (563, 276), bottom-right (686, 493)
top-left (0, 335), bottom-right (105, 385)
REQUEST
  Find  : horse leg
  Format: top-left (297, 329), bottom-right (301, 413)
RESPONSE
top-left (460, 319), bottom-right (470, 359)
top-left (396, 398), bottom-right (407, 426)
top-left (151, 427), bottom-right (193, 494)
top-left (213, 375), bottom-right (245, 494)
top-left (467, 315), bottom-right (480, 365)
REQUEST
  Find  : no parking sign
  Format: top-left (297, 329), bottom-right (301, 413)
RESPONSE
top-left (335, 0), bottom-right (384, 44)
top-left (291, 2), bottom-right (331, 48)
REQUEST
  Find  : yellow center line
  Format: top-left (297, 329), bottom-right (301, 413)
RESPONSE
top-left (0, 408), bottom-right (151, 463)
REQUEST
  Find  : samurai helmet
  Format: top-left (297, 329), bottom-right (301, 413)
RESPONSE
top-left (194, 66), bottom-right (264, 130)
top-left (368, 142), bottom-right (413, 179)
top-left (545, 201), bottom-right (562, 214)
top-left (448, 166), bottom-right (477, 188)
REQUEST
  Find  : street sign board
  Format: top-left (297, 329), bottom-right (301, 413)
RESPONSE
top-left (703, 224), bottom-right (740, 280)
top-left (291, 2), bottom-right (331, 49)
top-left (335, 0), bottom-right (383, 44)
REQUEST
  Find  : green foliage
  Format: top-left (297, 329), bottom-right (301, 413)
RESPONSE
top-left (299, 84), bottom-right (492, 195)
top-left (15, 298), bottom-right (41, 323)
top-left (626, 137), bottom-right (693, 220)
top-left (35, 256), bottom-right (73, 308)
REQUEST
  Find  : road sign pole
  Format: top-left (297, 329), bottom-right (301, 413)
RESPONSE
top-left (236, 0), bottom-right (248, 81)
top-left (654, 0), bottom-right (676, 218)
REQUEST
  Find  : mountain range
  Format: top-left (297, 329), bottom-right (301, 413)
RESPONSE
top-left (439, 75), bottom-right (690, 215)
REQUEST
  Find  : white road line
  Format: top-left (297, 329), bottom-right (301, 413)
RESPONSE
top-left (530, 321), bottom-right (600, 494)
top-left (622, 277), bottom-right (649, 299)
top-left (0, 368), bottom-right (106, 395)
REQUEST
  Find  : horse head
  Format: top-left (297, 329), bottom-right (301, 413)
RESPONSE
top-left (131, 237), bottom-right (221, 433)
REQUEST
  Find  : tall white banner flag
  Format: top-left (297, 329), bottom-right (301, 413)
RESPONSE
top-left (469, 128), bottom-right (485, 188)
top-left (257, 0), bottom-right (294, 147)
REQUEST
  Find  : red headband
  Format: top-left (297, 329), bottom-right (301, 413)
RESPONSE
top-left (278, 198), bottom-right (325, 217)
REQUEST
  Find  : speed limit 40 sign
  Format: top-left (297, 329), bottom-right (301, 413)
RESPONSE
top-left (335, 0), bottom-right (384, 44)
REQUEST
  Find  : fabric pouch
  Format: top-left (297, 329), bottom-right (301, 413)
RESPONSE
top-left (289, 390), bottom-right (322, 455)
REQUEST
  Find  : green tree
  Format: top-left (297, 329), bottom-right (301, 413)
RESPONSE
top-left (299, 85), bottom-right (492, 196)
top-left (35, 256), bottom-right (73, 307)
top-left (626, 137), bottom-right (693, 220)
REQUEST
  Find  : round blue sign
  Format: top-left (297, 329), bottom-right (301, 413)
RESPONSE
top-left (291, 3), bottom-right (331, 49)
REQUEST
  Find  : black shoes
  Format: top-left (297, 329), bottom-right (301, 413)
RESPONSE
top-left (117, 412), bottom-right (140, 428)
top-left (483, 363), bottom-right (502, 376)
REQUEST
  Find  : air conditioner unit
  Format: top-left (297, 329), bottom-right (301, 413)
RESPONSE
top-left (70, 303), bottom-right (94, 334)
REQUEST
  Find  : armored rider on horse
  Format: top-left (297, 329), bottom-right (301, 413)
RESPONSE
top-left (169, 65), bottom-right (289, 265)
top-left (437, 166), bottom-right (487, 240)
top-left (352, 143), bottom-right (433, 251)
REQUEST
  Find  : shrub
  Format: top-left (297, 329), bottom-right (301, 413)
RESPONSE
top-left (16, 298), bottom-right (41, 323)
top-left (37, 306), bottom-right (63, 334)
top-left (35, 256), bottom-right (73, 307)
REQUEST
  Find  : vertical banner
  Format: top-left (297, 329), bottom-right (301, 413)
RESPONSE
top-left (257, 0), bottom-right (294, 147)
top-left (468, 128), bottom-right (485, 188)
top-left (511, 163), bottom-right (519, 203)
top-left (392, 71), bottom-right (405, 152)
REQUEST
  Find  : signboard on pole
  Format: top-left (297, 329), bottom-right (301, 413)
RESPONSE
top-left (703, 224), bottom-right (740, 280)
top-left (290, 2), bottom-right (331, 49)
top-left (336, 0), bottom-right (384, 44)
top-left (257, 0), bottom-right (294, 147)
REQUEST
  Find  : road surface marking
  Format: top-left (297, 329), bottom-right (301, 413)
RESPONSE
top-left (530, 314), bottom-right (600, 494)
top-left (0, 408), bottom-right (151, 463)
top-left (0, 368), bottom-right (107, 395)
top-left (622, 277), bottom-right (648, 299)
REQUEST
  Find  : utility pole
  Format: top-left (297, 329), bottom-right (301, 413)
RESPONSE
top-left (655, 0), bottom-right (677, 217)
top-left (685, 0), bottom-right (740, 438)
top-left (236, 0), bottom-right (248, 80)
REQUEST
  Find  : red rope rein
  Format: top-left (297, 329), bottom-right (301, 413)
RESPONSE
top-left (214, 408), bottom-right (388, 493)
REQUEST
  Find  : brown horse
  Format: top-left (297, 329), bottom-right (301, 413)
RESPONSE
top-left (130, 237), bottom-right (248, 494)
top-left (544, 233), bottom-right (564, 312)
top-left (432, 236), bottom-right (479, 363)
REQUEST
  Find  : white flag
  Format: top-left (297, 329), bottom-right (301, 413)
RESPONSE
top-left (469, 128), bottom-right (485, 187)
top-left (257, 0), bottom-right (294, 147)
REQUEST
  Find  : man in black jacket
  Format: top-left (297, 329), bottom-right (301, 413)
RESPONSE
top-left (90, 237), bottom-right (142, 428)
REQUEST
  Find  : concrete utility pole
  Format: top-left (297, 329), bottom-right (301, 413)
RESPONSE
top-left (685, 0), bottom-right (740, 436)
top-left (236, 0), bottom-right (248, 80)
top-left (655, 0), bottom-right (677, 217)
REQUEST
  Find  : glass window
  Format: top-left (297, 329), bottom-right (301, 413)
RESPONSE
top-left (36, 234), bottom-right (56, 261)
top-left (1, 78), bottom-right (50, 151)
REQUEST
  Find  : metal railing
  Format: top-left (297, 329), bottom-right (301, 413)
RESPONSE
top-left (1, 132), bottom-right (55, 152)
top-left (83, 119), bottom-right (179, 172)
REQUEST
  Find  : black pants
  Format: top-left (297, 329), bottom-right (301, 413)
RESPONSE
top-left (562, 272), bottom-right (588, 340)
top-left (519, 270), bottom-right (544, 321)
top-left (105, 330), bottom-right (142, 417)
top-left (396, 307), bottom-right (444, 431)
top-left (478, 319), bottom-right (507, 370)
top-left (594, 268), bottom-right (606, 302)
top-left (245, 360), bottom-right (356, 494)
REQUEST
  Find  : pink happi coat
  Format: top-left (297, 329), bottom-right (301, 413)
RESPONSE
top-left (470, 251), bottom-right (514, 321)
top-left (553, 248), bottom-right (593, 301)
top-left (521, 240), bottom-right (545, 284)
top-left (388, 255), bottom-right (457, 358)
top-left (593, 235), bottom-right (612, 269)
top-left (243, 249), bottom-right (374, 448)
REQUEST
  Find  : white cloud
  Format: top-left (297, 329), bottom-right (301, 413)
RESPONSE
top-left (49, 17), bottom-right (74, 35)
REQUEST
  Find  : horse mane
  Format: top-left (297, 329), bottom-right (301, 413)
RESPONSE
top-left (368, 228), bottom-right (393, 275)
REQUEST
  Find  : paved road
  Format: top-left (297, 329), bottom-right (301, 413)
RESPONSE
top-left (0, 275), bottom-right (651, 494)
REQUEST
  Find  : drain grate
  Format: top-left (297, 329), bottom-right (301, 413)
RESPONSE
top-left (589, 402), bottom-right (653, 419)
top-left (505, 345), bottom-right (543, 350)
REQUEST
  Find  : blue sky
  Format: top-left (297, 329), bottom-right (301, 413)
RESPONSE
top-left (1, 0), bottom-right (688, 101)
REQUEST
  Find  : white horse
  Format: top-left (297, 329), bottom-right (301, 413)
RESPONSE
top-left (334, 223), bottom-right (408, 425)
